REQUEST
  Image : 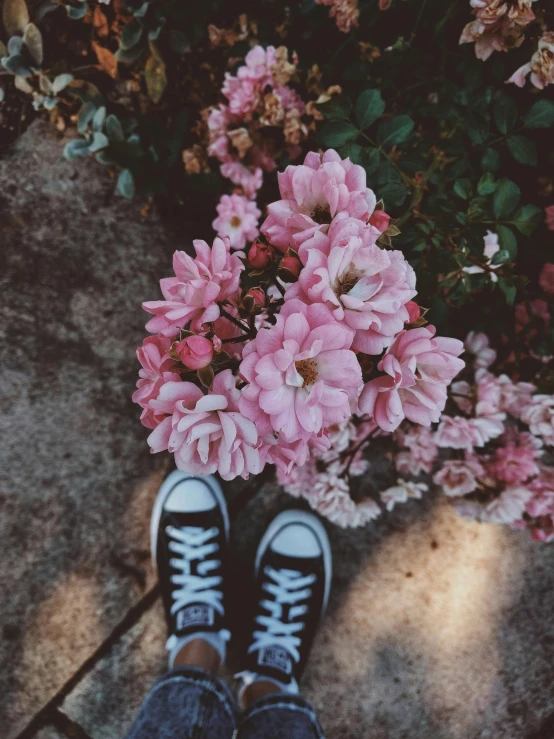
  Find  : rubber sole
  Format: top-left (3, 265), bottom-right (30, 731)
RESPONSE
top-left (150, 469), bottom-right (230, 568)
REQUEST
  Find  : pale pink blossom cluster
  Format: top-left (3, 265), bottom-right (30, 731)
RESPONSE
top-left (204, 45), bottom-right (307, 198)
top-left (391, 331), bottom-right (554, 542)
top-left (133, 148), bottom-right (463, 524)
top-left (212, 194), bottom-right (261, 251)
top-left (459, 1), bottom-right (554, 90)
top-left (460, 0), bottom-right (537, 61)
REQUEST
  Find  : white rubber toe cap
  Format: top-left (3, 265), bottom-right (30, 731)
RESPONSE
top-left (270, 523), bottom-right (322, 558)
top-left (164, 479), bottom-right (217, 513)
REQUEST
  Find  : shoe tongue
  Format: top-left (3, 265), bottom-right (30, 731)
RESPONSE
top-left (176, 604), bottom-right (215, 633)
top-left (257, 645), bottom-right (293, 677)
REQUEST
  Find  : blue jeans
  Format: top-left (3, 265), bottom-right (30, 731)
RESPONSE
top-left (126, 666), bottom-right (325, 738)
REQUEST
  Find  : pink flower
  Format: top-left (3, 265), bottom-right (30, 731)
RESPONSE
top-left (395, 426), bottom-right (438, 476)
top-left (248, 240), bottom-right (273, 269)
top-left (508, 32), bottom-right (554, 90)
top-left (488, 442), bottom-right (539, 485)
top-left (545, 205), bottom-right (554, 232)
top-left (143, 238), bottom-right (244, 337)
top-left (486, 487), bottom-right (533, 524)
top-left (436, 416), bottom-right (478, 451)
top-left (147, 370), bottom-right (261, 481)
top-left (359, 326), bottom-right (465, 432)
top-left (524, 469), bottom-right (554, 542)
top-left (434, 458), bottom-right (484, 496)
top-left (175, 336), bottom-right (214, 370)
top-left (220, 161), bottom-right (263, 198)
top-left (239, 298), bottom-right (362, 442)
top-left (261, 149), bottom-right (377, 252)
top-left (132, 336), bottom-right (180, 429)
top-left (380, 479), bottom-right (428, 512)
top-left (287, 224), bottom-right (417, 355)
top-left (464, 331), bottom-right (496, 369)
top-left (315, 0), bottom-right (360, 33)
top-left (496, 374), bottom-right (536, 418)
top-left (521, 395), bottom-right (554, 446)
top-left (212, 194), bottom-right (261, 250)
top-left (539, 263), bottom-right (554, 297)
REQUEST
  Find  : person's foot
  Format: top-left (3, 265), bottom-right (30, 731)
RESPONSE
top-left (238, 510), bottom-right (332, 697)
top-left (151, 470), bottom-right (230, 668)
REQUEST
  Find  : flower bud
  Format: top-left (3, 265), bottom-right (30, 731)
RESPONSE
top-left (248, 240), bottom-right (273, 269)
top-left (175, 335), bottom-right (213, 370)
top-left (278, 252), bottom-right (302, 282)
top-left (405, 301), bottom-right (421, 324)
top-left (369, 210), bottom-right (391, 233)
top-left (243, 287), bottom-right (266, 314)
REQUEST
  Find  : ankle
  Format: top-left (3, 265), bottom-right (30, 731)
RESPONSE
top-left (242, 679), bottom-right (282, 708)
top-left (173, 638), bottom-right (221, 674)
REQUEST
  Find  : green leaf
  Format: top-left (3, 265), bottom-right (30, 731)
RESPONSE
top-left (493, 94), bottom-right (517, 134)
top-left (77, 101), bottom-right (96, 134)
top-left (491, 249), bottom-right (510, 265)
top-left (481, 147), bottom-right (500, 172)
top-left (453, 179), bottom-right (472, 200)
top-left (2, 0), bottom-right (30, 36)
top-left (67, 4), bottom-right (87, 19)
top-left (92, 105), bottom-right (106, 132)
top-left (317, 94), bottom-right (352, 121)
top-left (105, 114), bottom-right (125, 141)
top-left (498, 278), bottom-right (516, 305)
top-left (52, 73), bottom-right (73, 94)
top-left (317, 121), bottom-right (359, 148)
top-left (64, 139), bottom-right (90, 160)
top-left (145, 54), bottom-right (167, 103)
top-left (120, 18), bottom-right (143, 50)
top-left (2, 54), bottom-right (32, 76)
top-left (493, 179), bottom-right (520, 220)
top-left (477, 172), bottom-right (496, 196)
top-left (117, 168), bottom-right (135, 199)
top-left (524, 99), bottom-right (554, 128)
top-left (355, 89), bottom-right (385, 130)
top-left (512, 204), bottom-right (542, 236)
top-left (378, 181), bottom-right (409, 207)
top-left (506, 135), bottom-right (537, 165)
top-left (376, 115), bottom-right (414, 148)
top-left (466, 114), bottom-right (489, 144)
top-left (496, 225), bottom-right (517, 258)
top-left (88, 131), bottom-right (108, 153)
top-left (23, 22), bottom-right (43, 66)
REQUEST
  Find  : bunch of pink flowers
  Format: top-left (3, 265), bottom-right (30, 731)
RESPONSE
top-left (133, 148), bottom-right (464, 525)
top-left (199, 45), bottom-right (309, 199)
top-left (391, 332), bottom-right (554, 542)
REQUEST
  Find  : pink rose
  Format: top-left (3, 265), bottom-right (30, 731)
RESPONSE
top-left (261, 149), bottom-right (377, 252)
top-left (143, 237), bottom-right (244, 337)
top-left (147, 370), bottom-right (261, 481)
top-left (434, 458), bottom-right (484, 497)
top-left (239, 298), bottom-right (362, 443)
top-left (545, 205), bottom-right (554, 232)
top-left (175, 336), bottom-right (214, 370)
top-left (436, 416), bottom-right (478, 451)
top-left (132, 336), bottom-right (180, 429)
top-left (359, 326), bottom-right (465, 432)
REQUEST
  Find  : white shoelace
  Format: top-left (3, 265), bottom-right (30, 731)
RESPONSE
top-left (249, 566), bottom-right (316, 664)
top-left (167, 525), bottom-right (224, 616)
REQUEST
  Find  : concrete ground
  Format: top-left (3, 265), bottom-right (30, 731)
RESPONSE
top-left (1, 121), bottom-right (554, 739)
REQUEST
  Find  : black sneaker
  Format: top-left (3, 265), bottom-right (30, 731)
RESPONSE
top-left (238, 510), bottom-right (332, 695)
top-left (151, 470), bottom-right (230, 665)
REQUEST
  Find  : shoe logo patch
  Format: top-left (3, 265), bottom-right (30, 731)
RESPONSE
top-left (176, 605), bottom-right (214, 631)
top-left (258, 646), bottom-right (292, 675)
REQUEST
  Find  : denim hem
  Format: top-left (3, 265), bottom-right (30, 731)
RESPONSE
top-left (152, 665), bottom-right (238, 724)
top-left (240, 692), bottom-right (325, 738)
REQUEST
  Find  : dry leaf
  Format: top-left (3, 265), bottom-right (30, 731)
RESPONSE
top-left (93, 6), bottom-right (109, 37)
top-left (92, 41), bottom-right (117, 79)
